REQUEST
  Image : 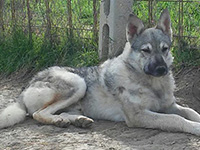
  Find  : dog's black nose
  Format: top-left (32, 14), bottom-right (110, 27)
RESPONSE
top-left (155, 66), bottom-right (167, 76)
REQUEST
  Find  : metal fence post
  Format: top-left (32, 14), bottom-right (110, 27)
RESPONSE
top-left (98, 0), bottom-right (133, 61)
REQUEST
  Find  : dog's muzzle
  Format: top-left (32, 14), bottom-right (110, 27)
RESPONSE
top-left (144, 64), bottom-right (168, 77)
top-left (144, 55), bottom-right (168, 77)
top-left (154, 65), bottom-right (168, 76)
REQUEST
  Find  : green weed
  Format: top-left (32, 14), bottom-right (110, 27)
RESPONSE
top-left (0, 27), bottom-right (99, 75)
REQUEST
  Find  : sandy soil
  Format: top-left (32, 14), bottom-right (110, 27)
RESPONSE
top-left (0, 68), bottom-right (200, 150)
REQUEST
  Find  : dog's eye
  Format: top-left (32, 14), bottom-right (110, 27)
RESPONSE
top-left (162, 47), bottom-right (168, 52)
top-left (141, 48), bottom-right (151, 53)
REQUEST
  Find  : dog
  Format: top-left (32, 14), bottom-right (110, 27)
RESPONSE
top-left (1, 9), bottom-right (200, 136)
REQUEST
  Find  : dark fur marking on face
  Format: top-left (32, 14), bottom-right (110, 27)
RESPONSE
top-left (118, 86), bottom-right (125, 94)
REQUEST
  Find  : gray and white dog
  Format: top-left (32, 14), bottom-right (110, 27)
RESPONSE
top-left (1, 9), bottom-right (200, 136)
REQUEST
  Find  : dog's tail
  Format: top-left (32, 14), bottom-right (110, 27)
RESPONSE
top-left (0, 102), bottom-right (26, 129)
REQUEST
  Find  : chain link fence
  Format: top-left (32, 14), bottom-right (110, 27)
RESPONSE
top-left (0, 0), bottom-right (100, 41)
top-left (0, 0), bottom-right (100, 74)
top-left (0, 0), bottom-right (199, 74)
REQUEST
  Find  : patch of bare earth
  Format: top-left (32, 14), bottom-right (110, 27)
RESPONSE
top-left (0, 68), bottom-right (200, 150)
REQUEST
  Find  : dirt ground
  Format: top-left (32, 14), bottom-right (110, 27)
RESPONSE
top-left (0, 67), bottom-right (200, 150)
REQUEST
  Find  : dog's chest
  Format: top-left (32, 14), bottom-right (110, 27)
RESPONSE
top-left (124, 75), bottom-right (174, 112)
top-left (145, 77), bottom-right (174, 112)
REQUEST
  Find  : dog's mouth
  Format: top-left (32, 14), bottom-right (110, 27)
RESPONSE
top-left (144, 65), bottom-right (168, 77)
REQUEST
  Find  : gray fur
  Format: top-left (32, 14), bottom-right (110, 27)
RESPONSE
top-left (131, 29), bottom-right (171, 52)
top-left (1, 9), bottom-right (200, 136)
top-left (64, 66), bottom-right (100, 87)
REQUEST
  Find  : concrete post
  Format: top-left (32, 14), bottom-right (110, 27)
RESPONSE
top-left (98, 0), bottom-right (133, 61)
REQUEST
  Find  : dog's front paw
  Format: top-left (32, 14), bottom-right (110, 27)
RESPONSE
top-left (74, 116), bottom-right (94, 128)
top-left (193, 126), bottom-right (200, 136)
top-left (53, 117), bottom-right (71, 128)
top-left (187, 122), bottom-right (200, 136)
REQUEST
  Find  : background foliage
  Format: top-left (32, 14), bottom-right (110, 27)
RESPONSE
top-left (0, 0), bottom-right (100, 75)
top-left (0, 0), bottom-right (199, 75)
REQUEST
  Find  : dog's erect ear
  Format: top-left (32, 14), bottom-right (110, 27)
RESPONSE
top-left (156, 9), bottom-right (172, 41)
top-left (126, 14), bottom-right (144, 43)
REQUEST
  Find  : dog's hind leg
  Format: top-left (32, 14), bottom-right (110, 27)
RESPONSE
top-left (33, 101), bottom-right (94, 128)
top-left (32, 89), bottom-right (86, 127)
top-left (31, 73), bottom-right (87, 127)
top-left (32, 96), bottom-right (73, 128)
top-left (59, 112), bottom-right (94, 128)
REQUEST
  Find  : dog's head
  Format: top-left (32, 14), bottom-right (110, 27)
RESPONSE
top-left (125, 9), bottom-right (173, 77)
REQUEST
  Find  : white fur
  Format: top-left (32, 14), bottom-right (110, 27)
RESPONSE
top-left (0, 103), bottom-right (26, 129)
top-left (23, 87), bottom-right (55, 115)
top-left (160, 41), bottom-right (169, 49)
top-left (141, 43), bottom-right (152, 50)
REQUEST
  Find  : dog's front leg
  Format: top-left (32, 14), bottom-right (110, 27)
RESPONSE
top-left (165, 102), bottom-right (200, 123)
top-left (118, 89), bottom-right (200, 136)
top-left (127, 109), bottom-right (200, 136)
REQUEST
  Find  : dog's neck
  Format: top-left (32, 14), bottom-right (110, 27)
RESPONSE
top-left (120, 42), bottom-right (132, 59)
top-left (119, 42), bottom-right (144, 74)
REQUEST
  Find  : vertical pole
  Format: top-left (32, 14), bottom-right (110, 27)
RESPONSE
top-left (44, 0), bottom-right (52, 44)
top-left (67, 0), bottom-right (73, 38)
top-left (93, 0), bottom-right (98, 42)
top-left (178, 0), bottom-right (183, 52)
top-left (148, 0), bottom-right (154, 27)
top-left (98, 0), bottom-right (133, 60)
top-left (0, 0), bottom-right (4, 41)
top-left (11, 0), bottom-right (16, 32)
top-left (148, 0), bottom-right (151, 26)
top-left (27, 0), bottom-right (32, 46)
top-left (179, 0), bottom-right (180, 35)
top-left (180, 0), bottom-right (184, 37)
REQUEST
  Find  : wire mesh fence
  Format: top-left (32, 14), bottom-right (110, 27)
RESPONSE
top-left (0, 0), bottom-right (100, 74)
top-left (0, 0), bottom-right (199, 74)
top-left (0, 0), bottom-right (100, 47)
